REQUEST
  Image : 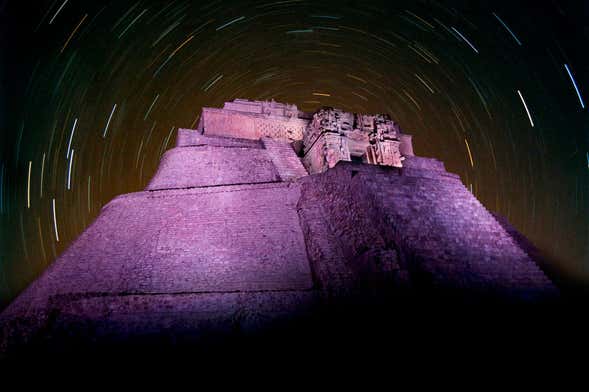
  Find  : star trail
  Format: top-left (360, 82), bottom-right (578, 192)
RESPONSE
top-left (0, 0), bottom-right (588, 308)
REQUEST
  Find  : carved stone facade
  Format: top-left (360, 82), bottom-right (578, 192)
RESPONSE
top-left (197, 99), bottom-right (310, 143)
top-left (197, 99), bottom-right (414, 174)
top-left (302, 108), bottom-right (410, 174)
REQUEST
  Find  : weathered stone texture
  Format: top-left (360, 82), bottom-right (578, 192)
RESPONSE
top-left (298, 170), bottom-right (410, 296)
top-left (0, 99), bottom-right (560, 356)
top-left (199, 107), bottom-right (308, 142)
top-left (357, 159), bottom-right (554, 301)
top-left (149, 132), bottom-right (306, 190)
top-left (297, 160), bottom-right (557, 303)
top-left (44, 290), bottom-right (317, 347)
top-left (301, 106), bottom-right (410, 173)
top-left (261, 137), bottom-right (308, 180)
top-left (176, 129), bottom-right (263, 148)
top-left (147, 146), bottom-right (281, 190)
top-left (1, 182), bottom-right (314, 351)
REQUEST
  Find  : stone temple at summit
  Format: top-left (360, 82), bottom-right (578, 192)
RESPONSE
top-left (0, 98), bottom-right (559, 355)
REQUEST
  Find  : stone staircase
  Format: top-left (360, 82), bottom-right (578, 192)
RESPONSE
top-left (362, 168), bottom-right (557, 300)
top-left (261, 137), bottom-right (308, 181)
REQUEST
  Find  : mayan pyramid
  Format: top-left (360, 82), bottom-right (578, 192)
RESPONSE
top-left (0, 99), bottom-right (558, 356)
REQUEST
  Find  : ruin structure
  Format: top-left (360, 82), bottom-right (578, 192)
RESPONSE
top-left (0, 99), bottom-right (559, 356)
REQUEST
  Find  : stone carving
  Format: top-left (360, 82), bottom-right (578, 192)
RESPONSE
top-left (366, 114), bottom-right (403, 167)
top-left (302, 107), bottom-right (407, 174)
top-left (222, 98), bottom-right (302, 119)
top-left (260, 99), bottom-right (299, 118)
top-left (198, 99), bottom-right (413, 174)
top-left (198, 99), bottom-right (309, 142)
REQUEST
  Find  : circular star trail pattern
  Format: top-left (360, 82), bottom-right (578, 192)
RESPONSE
top-left (0, 0), bottom-right (588, 307)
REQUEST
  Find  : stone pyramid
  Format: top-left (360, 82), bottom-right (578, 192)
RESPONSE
top-left (0, 99), bottom-right (558, 356)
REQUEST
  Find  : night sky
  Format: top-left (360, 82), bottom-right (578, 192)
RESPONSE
top-left (0, 0), bottom-right (588, 309)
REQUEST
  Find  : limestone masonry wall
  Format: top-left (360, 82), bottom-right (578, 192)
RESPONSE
top-left (0, 119), bottom-right (560, 354)
top-left (147, 146), bottom-right (281, 190)
top-left (176, 128), bottom-right (263, 148)
top-left (261, 137), bottom-right (308, 180)
top-left (0, 182), bottom-right (314, 348)
top-left (368, 159), bottom-right (555, 301)
top-left (297, 165), bottom-right (409, 295)
top-left (201, 107), bottom-right (308, 142)
top-left (148, 133), bottom-right (306, 189)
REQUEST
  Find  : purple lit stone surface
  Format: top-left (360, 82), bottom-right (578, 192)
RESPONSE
top-left (0, 99), bottom-right (559, 352)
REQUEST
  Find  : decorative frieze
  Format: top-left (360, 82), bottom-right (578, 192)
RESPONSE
top-left (197, 99), bottom-right (414, 174)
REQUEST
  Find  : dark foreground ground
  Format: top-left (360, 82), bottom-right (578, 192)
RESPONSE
top-left (2, 289), bottom-right (588, 367)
